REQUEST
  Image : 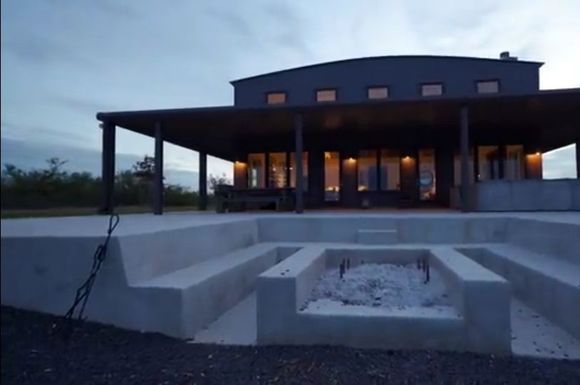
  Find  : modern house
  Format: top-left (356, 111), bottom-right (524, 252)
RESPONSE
top-left (96, 53), bottom-right (580, 213)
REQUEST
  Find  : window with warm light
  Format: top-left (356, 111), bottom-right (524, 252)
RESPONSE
top-left (504, 145), bottom-right (524, 180)
top-left (421, 83), bottom-right (443, 96)
top-left (316, 89), bottom-right (337, 102)
top-left (247, 153), bottom-right (265, 188)
top-left (324, 152), bottom-right (340, 201)
top-left (380, 150), bottom-right (400, 190)
top-left (290, 152), bottom-right (309, 191)
top-left (419, 149), bottom-right (436, 201)
top-left (268, 152), bottom-right (287, 188)
top-left (266, 92), bottom-right (286, 105)
top-left (477, 146), bottom-right (500, 180)
top-left (358, 150), bottom-right (378, 191)
top-left (476, 80), bottom-right (499, 94)
top-left (367, 87), bottom-right (389, 100)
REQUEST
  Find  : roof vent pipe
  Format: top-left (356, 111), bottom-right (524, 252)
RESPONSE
top-left (500, 51), bottom-right (518, 61)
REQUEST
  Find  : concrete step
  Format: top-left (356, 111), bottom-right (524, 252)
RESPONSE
top-left (132, 243), bottom-right (301, 338)
top-left (458, 245), bottom-right (580, 340)
top-left (357, 229), bottom-right (398, 245)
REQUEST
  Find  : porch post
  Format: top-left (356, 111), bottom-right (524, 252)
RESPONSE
top-left (199, 151), bottom-right (208, 210)
top-left (460, 105), bottom-right (471, 212)
top-left (99, 120), bottom-right (115, 214)
top-left (153, 121), bottom-right (164, 215)
top-left (294, 113), bottom-right (304, 213)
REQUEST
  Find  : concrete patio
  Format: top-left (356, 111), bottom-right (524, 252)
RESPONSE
top-left (2, 211), bottom-right (579, 357)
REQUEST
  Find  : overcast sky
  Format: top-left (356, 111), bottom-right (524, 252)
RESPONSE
top-left (1, 0), bottom-right (579, 188)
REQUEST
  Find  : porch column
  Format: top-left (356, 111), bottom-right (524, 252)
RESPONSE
top-left (199, 151), bottom-right (208, 210)
top-left (99, 120), bottom-right (116, 214)
top-left (576, 141), bottom-right (580, 178)
top-left (294, 113), bottom-right (304, 213)
top-left (460, 105), bottom-right (471, 212)
top-left (153, 121), bottom-right (164, 215)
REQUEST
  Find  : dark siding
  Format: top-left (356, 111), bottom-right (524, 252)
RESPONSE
top-left (233, 56), bottom-right (541, 107)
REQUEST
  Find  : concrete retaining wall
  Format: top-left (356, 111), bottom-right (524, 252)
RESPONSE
top-left (460, 179), bottom-right (580, 212)
top-left (0, 219), bottom-right (260, 337)
top-left (257, 216), bottom-right (508, 244)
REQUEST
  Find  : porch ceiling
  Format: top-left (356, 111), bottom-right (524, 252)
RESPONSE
top-left (97, 89), bottom-right (580, 161)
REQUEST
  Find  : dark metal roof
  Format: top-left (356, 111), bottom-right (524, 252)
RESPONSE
top-left (96, 89), bottom-right (580, 161)
top-left (230, 55), bottom-right (544, 85)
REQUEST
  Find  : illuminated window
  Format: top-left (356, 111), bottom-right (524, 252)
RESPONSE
top-left (247, 153), bottom-right (265, 188)
top-left (380, 150), bottom-right (400, 190)
top-left (476, 80), bottom-right (499, 94)
top-left (478, 146), bottom-right (500, 180)
top-left (324, 152), bottom-right (340, 201)
top-left (266, 92), bottom-right (286, 105)
top-left (419, 149), bottom-right (436, 201)
top-left (367, 87), bottom-right (389, 100)
top-left (421, 83), bottom-right (443, 96)
top-left (268, 152), bottom-right (287, 188)
top-left (316, 89), bottom-right (337, 102)
top-left (505, 145), bottom-right (524, 180)
top-left (358, 150), bottom-right (378, 191)
top-left (290, 152), bottom-right (309, 191)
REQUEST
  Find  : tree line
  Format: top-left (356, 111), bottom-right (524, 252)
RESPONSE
top-left (1, 156), bottom-right (230, 209)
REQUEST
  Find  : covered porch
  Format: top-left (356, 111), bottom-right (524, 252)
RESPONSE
top-left (96, 88), bottom-right (580, 214)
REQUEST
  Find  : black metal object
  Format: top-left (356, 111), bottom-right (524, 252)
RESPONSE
top-left (418, 256), bottom-right (430, 284)
top-left (62, 213), bottom-right (120, 332)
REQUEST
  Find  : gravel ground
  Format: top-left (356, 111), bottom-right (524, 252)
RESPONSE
top-left (2, 306), bottom-right (579, 385)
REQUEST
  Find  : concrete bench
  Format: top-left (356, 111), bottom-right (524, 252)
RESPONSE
top-left (458, 245), bottom-right (580, 339)
top-left (133, 243), bottom-right (300, 338)
top-left (429, 247), bottom-right (511, 354)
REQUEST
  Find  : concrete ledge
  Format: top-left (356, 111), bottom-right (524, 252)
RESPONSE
top-left (459, 246), bottom-right (580, 340)
top-left (506, 218), bottom-right (580, 264)
top-left (429, 247), bottom-right (511, 354)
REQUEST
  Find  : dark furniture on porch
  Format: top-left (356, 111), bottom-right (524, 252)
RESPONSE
top-left (215, 185), bottom-right (295, 213)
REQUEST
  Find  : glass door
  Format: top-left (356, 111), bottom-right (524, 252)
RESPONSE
top-left (419, 149), bottom-right (436, 201)
top-left (324, 151), bottom-right (340, 202)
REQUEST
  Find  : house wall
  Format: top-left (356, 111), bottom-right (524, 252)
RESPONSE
top-left (233, 56), bottom-right (541, 108)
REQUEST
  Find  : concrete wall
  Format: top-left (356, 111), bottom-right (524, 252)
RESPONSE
top-left (451, 179), bottom-right (580, 211)
top-left (257, 216), bottom-right (508, 244)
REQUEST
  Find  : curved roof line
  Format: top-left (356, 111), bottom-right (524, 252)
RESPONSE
top-left (230, 54), bottom-right (544, 84)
